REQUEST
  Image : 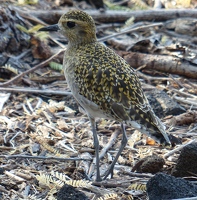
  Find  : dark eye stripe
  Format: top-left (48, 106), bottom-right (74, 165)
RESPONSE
top-left (67, 21), bottom-right (75, 28)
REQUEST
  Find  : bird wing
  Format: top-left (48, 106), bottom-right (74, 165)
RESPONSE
top-left (76, 43), bottom-right (153, 123)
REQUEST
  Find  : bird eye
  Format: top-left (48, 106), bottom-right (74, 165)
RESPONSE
top-left (67, 21), bottom-right (76, 28)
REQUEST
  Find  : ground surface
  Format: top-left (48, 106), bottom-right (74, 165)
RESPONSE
top-left (0, 0), bottom-right (197, 199)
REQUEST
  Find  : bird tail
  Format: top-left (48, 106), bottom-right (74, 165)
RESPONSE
top-left (127, 106), bottom-right (171, 146)
top-left (140, 115), bottom-right (171, 146)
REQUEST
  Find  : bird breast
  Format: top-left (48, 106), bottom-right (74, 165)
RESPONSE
top-left (63, 51), bottom-right (109, 119)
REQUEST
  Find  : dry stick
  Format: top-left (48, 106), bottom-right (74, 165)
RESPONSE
top-left (99, 129), bottom-right (121, 160)
top-left (163, 139), bottom-right (196, 159)
top-left (92, 177), bottom-right (139, 187)
top-left (88, 129), bottom-right (120, 178)
top-left (173, 96), bottom-right (197, 107)
top-left (85, 185), bottom-right (110, 197)
top-left (137, 71), bottom-right (171, 81)
top-left (172, 197), bottom-right (197, 200)
top-left (15, 171), bottom-right (32, 180)
top-left (121, 171), bottom-right (154, 178)
top-left (123, 52), bottom-right (197, 79)
top-left (14, 8), bottom-right (197, 24)
top-left (170, 88), bottom-right (197, 99)
top-left (0, 154), bottom-right (90, 161)
top-left (43, 122), bottom-right (74, 139)
top-left (0, 49), bottom-right (65, 87)
top-left (19, 11), bottom-right (48, 26)
top-left (4, 171), bottom-right (25, 182)
top-left (98, 22), bottom-right (163, 42)
top-left (0, 87), bottom-right (72, 96)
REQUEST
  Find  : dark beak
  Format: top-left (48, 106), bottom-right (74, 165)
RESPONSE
top-left (39, 24), bottom-right (60, 32)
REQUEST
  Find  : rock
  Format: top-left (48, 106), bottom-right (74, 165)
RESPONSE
top-left (147, 173), bottom-right (197, 200)
top-left (145, 89), bottom-right (185, 118)
top-left (172, 142), bottom-right (197, 177)
top-left (57, 184), bottom-right (89, 200)
top-left (132, 155), bottom-right (165, 173)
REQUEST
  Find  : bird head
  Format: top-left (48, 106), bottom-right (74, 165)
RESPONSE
top-left (39, 10), bottom-right (97, 46)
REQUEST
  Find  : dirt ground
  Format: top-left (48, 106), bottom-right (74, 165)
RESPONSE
top-left (0, 0), bottom-right (197, 199)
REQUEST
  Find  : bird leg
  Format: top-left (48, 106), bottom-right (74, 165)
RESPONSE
top-left (103, 123), bottom-right (128, 180)
top-left (89, 116), bottom-right (102, 182)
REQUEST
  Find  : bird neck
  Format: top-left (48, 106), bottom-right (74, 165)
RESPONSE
top-left (68, 36), bottom-right (97, 48)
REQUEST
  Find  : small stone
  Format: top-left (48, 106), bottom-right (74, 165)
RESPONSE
top-left (172, 142), bottom-right (197, 177)
top-left (57, 184), bottom-right (89, 200)
top-left (147, 173), bottom-right (197, 200)
top-left (145, 89), bottom-right (185, 118)
top-left (132, 155), bottom-right (165, 173)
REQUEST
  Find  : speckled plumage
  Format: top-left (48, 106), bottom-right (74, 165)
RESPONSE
top-left (64, 41), bottom-right (166, 139)
top-left (40, 10), bottom-right (171, 181)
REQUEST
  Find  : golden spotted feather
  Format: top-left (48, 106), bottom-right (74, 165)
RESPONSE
top-left (64, 42), bottom-right (170, 144)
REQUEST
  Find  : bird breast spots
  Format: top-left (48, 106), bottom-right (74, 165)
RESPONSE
top-left (97, 86), bottom-right (102, 92)
top-left (119, 87), bottom-right (123, 92)
top-left (104, 69), bottom-right (110, 77)
top-left (118, 79), bottom-right (127, 89)
top-left (120, 93), bottom-right (130, 108)
top-left (85, 70), bottom-right (94, 86)
top-left (87, 70), bottom-right (93, 79)
top-left (96, 68), bottom-right (102, 83)
top-left (112, 86), bottom-right (121, 101)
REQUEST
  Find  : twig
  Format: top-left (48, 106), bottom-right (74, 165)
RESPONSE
top-left (122, 52), bottom-right (197, 79)
top-left (173, 96), bottom-right (197, 107)
top-left (0, 24), bottom-right (162, 88)
top-left (0, 23), bottom-right (163, 89)
top-left (9, 131), bottom-right (22, 148)
top-left (98, 23), bottom-right (163, 42)
top-left (186, 125), bottom-right (197, 134)
top-left (99, 129), bottom-right (121, 160)
top-left (170, 88), bottom-right (197, 99)
top-left (0, 87), bottom-right (72, 96)
top-left (4, 170), bottom-right (25, 182)
top-left (137, 71), bottom-right (171, 81)
top-left (172, 197), bottom-right (197, 200)
top-left (44, 122), bottom-right (74, 139)
top-left (121, 170), bottom-right (154, 178)
top-left (14, 8), bottom-right (197, 23)
top-left (92, 178), bottom-right (135, 188)
top-left (163, 139), bottom-right (196, 159)
top-left (0, 154), bottom-right (90, 161)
